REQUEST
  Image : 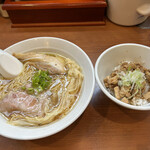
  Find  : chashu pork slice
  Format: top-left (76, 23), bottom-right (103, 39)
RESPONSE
top-left (13, 53), bottom-right (66, 74)
top-left (0, 91), bottom-right (45, 117)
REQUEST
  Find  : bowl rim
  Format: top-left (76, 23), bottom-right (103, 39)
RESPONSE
top-left (95, 43), bottom-right (150, 110)
top-left (0, 37), bottom-right (95, 140)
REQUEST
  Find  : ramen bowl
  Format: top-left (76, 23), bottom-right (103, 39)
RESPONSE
top-left (95, 43), bottom-right (150, 110)
top-left (0, 37), bottom-right (95, 140)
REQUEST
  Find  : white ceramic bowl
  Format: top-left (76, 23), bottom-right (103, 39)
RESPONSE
top-left (0, 37), bottom-right (95, 140)
top-left (95, 43), bottom-right (150, 110)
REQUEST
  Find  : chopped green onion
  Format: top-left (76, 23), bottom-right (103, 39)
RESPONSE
top-left (27, 88), bottom-right (34, 95)
top-left (21, 86), bottom-right (26, 90)
top-left (119, 69), bottom-right (146, 98)
top-left (119, 69), bottom-right (145, 88)
top-left (31, 70), bottom-right (51, 94)
top-left (128, 66), bottom-right (131, 71)
top-left (23, 70), bottom-right (52, 95)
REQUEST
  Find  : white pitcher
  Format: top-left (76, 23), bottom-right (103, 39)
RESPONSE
top-left (107, 0), bottom-right (150, 26)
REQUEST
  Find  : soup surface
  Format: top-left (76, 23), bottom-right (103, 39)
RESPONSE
top-left (0, 52), bottom-right (83, 126)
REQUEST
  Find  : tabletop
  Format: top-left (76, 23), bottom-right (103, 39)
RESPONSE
top-left (0, 16), bottom-right (150, 150)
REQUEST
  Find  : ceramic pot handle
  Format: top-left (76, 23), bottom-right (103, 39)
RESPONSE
top-left (137, 3), bottom-right (150, 16)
